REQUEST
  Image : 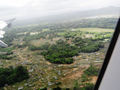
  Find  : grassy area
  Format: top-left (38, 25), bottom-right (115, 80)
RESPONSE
top-left (76, 28), bottom-right (114, 32)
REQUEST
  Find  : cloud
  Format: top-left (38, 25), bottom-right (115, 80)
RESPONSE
top-left (0, 0), bottom-right (119, 19)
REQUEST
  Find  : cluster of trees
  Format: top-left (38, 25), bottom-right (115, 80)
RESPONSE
top-left (28, 40), bottom-right (78, 64)
top-left (29, 45), bottom-right (42, 51)
top-left (0, 47), bottom-right (14, 60)
top-left (73, 37), bottom-right (104, 53)
top-left (81, 42), bottom-right (104, 53)
top-left (0, 66), bottom-right (29, 87)
top-left (64, 32), bottom-right (77, 39)
top-left (92, 32), bottom-right (112, 41)
top-left (41, 40), bottom-right (79, 64)
top-left (29, 37), bottom-right (104, 64)
top-left (0, 54), bottom-right (13, 60)
top-left (73, 37), bottom-right (86, 46)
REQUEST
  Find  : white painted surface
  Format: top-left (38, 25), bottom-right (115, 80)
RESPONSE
top-left (0, 21), bottom-right (7, 38)
top-left (99, 34), bottom-right (120, 90)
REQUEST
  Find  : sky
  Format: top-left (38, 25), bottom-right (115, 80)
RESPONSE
top-left (0, 0), bottom-right (120, 19)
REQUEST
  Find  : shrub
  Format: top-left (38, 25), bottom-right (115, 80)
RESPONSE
top-left (0, 66), bottom-right (29, 87)
top-left (84, 65), bottom-right (99, 76)
top-left (81, 74), bottom-right (89, 82)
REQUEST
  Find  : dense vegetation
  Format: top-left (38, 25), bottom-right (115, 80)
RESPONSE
top-left (0, 54), bottom-right (13, 60)
top-left (73, 37), bottom-right (104, 53)
top-left (27, 31), bottom-right (105, 64)
top-left (41, 40), bottom-right (78, 64)
top-left (80, 42), bottom-right (104, 53)
top-left (0, 66), bottom-right (29, 87)
top-left (0, 47), bottom-right (14, 59)
top-left (28, 36), bottom-right (104, 64)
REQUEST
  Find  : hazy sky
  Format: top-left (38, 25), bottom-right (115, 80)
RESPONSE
top-left (0, 0), bottom-right (120, 19)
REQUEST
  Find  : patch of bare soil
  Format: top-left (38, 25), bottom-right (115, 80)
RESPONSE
top-left (63, 70), bottom-right (83, 80)
top-left (59, 65), bottom-right (90, 88)
top-left (91, 76), bottom-right (97, 84)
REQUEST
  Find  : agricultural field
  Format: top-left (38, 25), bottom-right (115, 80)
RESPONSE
top-left (0, 19), bottom-right (115, 90)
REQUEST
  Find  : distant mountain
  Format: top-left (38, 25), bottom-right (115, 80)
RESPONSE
top-left (14, 6), bottom-right (120, 26)
top-left (40, 6), bottom-right (119, 21)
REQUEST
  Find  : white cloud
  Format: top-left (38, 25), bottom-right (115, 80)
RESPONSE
top-left (0, 0), bottom-right (119, 19)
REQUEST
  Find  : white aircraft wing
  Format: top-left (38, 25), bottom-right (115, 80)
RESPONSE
top-left (0, 40), bottom-right (8, 48)
top-left (0, 18), bottom-right (15, 48)
top-left (0, 21), bottom-right (7, 38)
top-left (0, 21), bottom-right (7, 29)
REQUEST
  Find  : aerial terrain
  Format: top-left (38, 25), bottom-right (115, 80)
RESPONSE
top-left (0, 6), bottom-right (119, 90)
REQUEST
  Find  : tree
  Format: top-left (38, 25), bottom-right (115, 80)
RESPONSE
top-left (0, 66), bottom-right (29, 87)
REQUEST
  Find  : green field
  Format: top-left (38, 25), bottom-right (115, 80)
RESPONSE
top-left (76, 28), bottom-right (114, 32)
